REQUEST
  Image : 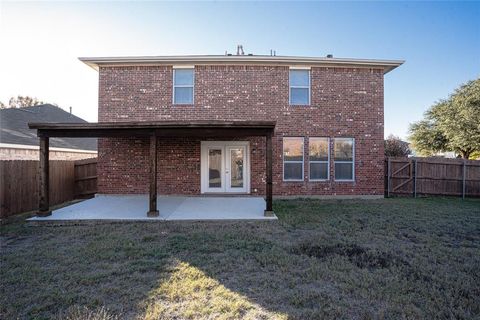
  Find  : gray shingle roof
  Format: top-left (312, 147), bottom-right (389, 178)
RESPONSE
top-left (0, 104), bottom-right (97, 151)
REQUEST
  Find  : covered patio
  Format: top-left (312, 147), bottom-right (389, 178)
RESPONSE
top-left (28, 120), bottom-right (276, 220)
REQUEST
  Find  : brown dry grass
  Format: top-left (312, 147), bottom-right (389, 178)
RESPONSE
top-left (1, 197), bottom-right (479, 319)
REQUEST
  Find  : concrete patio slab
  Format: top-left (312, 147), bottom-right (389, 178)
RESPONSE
top-left (27, 195), bottom-right (277, 221)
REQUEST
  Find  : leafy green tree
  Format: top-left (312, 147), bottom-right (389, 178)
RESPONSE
top-left (409, 79), bottom-right (480, 159)
top-left (409, 119), bottom-right (448, 156)
top-left (471, 151), bottom-right (480, 160)
top-left (384, 134), bottom-right (411, 157)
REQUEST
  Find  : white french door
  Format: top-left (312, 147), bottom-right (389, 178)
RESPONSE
top-left (201, 141), bottom-right (250, 193)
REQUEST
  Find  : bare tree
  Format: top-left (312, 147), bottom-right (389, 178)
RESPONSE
top-left (385, 134), bottom-right (411, 157)
top-left (6, 96), bottom-right (45, 108)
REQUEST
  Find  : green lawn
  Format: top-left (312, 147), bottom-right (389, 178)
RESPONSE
top-left (1, 198), bottom-right (479, 319)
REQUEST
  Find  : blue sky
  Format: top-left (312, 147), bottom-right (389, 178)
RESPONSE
top-left (1, 1), bottom-right (479, 139)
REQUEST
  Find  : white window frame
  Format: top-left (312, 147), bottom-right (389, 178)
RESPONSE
top-left (333, 138), bottom-right (355, 182)
top-left (289, 68), bottom-right (311, 106)
top-left (309, 137), bottom-right (330, 181)
top-left (173, 67), bottom-right (194, 105)
top-left (283, 137), bottom-right (304, 182)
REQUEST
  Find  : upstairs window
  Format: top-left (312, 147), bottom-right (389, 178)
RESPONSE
top-left (334, 138), bottom-right (355, 181)
top-left (173, 68), bottom-right (194, 104)
top-left (309, 137), bottom-right (329, 181)
top-left (283, 137), bottom-right (304, 181)
top-left (289, 69), bottom-right (310, 105)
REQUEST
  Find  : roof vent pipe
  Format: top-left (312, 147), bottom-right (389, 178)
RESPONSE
top-left (237, 45), bottom-right (244, 55)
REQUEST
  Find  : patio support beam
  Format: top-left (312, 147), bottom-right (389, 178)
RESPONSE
top-left (264, 131), bottom-right (274, 216)
top-left (148, 134), bottom-right (159, 217)
top-left (38, 135), bottom-right (51, 217)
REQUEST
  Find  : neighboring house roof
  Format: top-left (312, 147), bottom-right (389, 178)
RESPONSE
top-left (0, 104), bottom-right (97, 151)
top-left (79, 54), bottom-right (404, 74)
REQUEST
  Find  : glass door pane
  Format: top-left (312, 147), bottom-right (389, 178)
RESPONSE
top-left (230, 148), bottom-right (244, 188)
top-left (208, 149), bottom-right (222, 188)
top-left (226, 146), bottom-right (247, 193)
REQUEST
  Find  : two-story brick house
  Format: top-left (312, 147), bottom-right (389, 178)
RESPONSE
top-left (30, 54), bottom-right (402, 217)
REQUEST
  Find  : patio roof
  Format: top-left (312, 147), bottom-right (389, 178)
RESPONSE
top-left (28, 120), bottom-right (275, 219)
top-left (28, 120), bottom-right (276, 138)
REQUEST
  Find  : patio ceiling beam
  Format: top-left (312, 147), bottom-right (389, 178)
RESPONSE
top-left (34, 128), bottom-right (273, 138)
top-left (29, 120), bottom-right (276, 129)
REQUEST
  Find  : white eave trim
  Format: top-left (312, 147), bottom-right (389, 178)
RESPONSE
top-left (79, 55), bottom-right (404, 74)
top-left (0, 143), bottom-right (98, 154)
top-left (289, 66), bottom-right (311, 70)
top-left (173, 65), bottom-right (195, 69)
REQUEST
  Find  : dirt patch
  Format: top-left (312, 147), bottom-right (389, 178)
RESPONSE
top-left (0, 235), bottom-right (32, 249)
top-left (294, 243), bottom-right (407, 269)
top-left (55, 306), bottom-right (119, 320)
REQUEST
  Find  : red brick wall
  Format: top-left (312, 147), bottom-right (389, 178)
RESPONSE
top-left (98, 136), bottom-right (267, 195)
top-left (98, 65), bottom-right (384, 196)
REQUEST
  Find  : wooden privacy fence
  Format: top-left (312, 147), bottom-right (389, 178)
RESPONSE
top-left (74, 158), bottom-right (97, 199)
top-left (386, 157), bottom-right (480, 198)
top-left (0, 158), bottom-right (97, 219)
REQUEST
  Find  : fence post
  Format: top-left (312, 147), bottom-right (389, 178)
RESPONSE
top-left (462, 159), bottom-right (466, 199)
top-left (387, 158), bottom-right (391, 198)
top-left (413, 158), bottom-right (417, 198)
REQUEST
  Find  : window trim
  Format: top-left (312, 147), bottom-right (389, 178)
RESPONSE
top-left (289, 69), bottom-right (311, 106)
top-left (282, 137), bottom-right (304, 182)
top-left (308, 137), bottom-right (330, 181)
top-left (173, 68), bottom-right (194, 105)
top-left (333, 137), bottom-right (355, 182)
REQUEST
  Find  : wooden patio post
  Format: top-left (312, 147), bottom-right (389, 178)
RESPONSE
top-left (147, 134), bottom-right (159, 217)
top-left (413, 159), bottom-right (417, 198)
top-left (387, 158), bottom-right (391, 198)
top-left (38, 136), bottom-right (51, 217)
top-left (264, 131), bottom-right (274, 216)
